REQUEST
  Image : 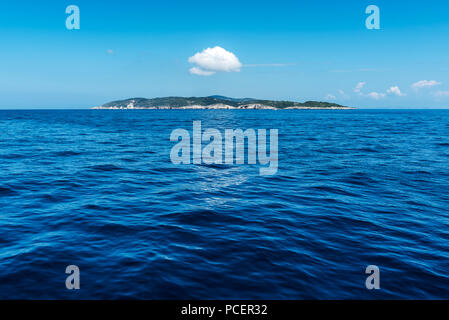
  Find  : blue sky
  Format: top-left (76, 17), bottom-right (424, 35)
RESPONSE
top-left (1, 0), bottom-right (449, 108)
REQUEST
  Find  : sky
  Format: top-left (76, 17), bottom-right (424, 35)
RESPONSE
top-left (1, 0), bottom-right (449, 108)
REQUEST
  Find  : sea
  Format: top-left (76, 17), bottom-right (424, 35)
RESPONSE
top-left (0, 109), bottom-right (448, 299)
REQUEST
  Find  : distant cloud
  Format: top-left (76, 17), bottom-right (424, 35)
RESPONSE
top-left (355, 83), bottom-right (405, 99)
top-left (188, 46), bottom-right (242, 76)
top-left (411, 80), bottom-right (441, 90)
top-left (367, 92), bottom-right (386, 100)
top-left (387, 86), bottom-right (405, 96)
top-left (331, 82), bottom-right (407, 102)
top-left (324, 94), bottom-right (336, 100)
top-left (106, 49), bottom-right (114, 55)
top-left (354, 82), bottom-right (366, 93)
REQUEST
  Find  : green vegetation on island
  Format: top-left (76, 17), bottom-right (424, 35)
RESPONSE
top-left (94, 95), bottom-right (353, 109)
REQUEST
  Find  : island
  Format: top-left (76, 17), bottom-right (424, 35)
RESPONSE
top-left (92, 96), bottom-right (354, 110)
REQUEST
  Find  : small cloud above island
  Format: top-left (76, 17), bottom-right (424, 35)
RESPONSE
top-left (188, 46), bottom-right (242, 76)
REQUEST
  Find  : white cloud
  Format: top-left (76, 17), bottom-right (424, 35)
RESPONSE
top-left (189, 67), bottom-right (215, 76)
top-left (387, 86), bottom-right (405, 96)
top-left (367, 92), bottom-right (386, 100)
top-left (106, 49), bottom-right (114, 55)
top-left (188, 46), bottom-right (242, 76)
top-left (324, 94), bottom-right (336, 100)
top-left (332, 83), bottom-right (406, 101)
top-left (354, 82), bottom-right (366, 93)
top-left (411, 80), bottom-right (441, 90)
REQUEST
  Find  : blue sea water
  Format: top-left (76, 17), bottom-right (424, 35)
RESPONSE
top-left (0, 109), bottom-right (448, 299)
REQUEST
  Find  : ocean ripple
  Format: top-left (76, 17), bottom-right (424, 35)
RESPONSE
top-left (0, 109), bottom-right (449, 299)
